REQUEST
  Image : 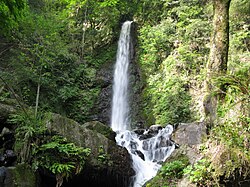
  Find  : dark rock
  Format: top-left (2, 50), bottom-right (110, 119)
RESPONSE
top-left (138, 125), bottom-right (163, 140)
top-left (157, 137), bottom-right (174, 147)
top-left (0, 126), bottom-right (14, 151)
top-left (91, 57), bottom-right (114, 125)
top-left (0, 166), bottom-right (6, 186)
top-left (139, 133), bottom-right (152, 140)
top-left (173, 123), bottom-right (180, 130)
top-left (149, 125), bottom-right (163, 132)
top-left (130, 141), bottom-right (138, 152)
top-left (0, 150), bottom-right (17, 166)
top-left (0, 154), bottom-right (5, 163)
top-left (133, 129), bottom-right (145, 135)
top-left (142, 140), bottom-right (149, 151)
top-left (135, 150), bottom-right (145, 161)
top-left (4, 164), bottom-right (38, 187)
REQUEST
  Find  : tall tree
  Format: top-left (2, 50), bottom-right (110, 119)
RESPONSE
top-left (204, 0), bottom-right (231, 124)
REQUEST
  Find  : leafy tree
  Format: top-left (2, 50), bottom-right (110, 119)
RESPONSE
top-left (138, 0), bottom-right (211, 125)
top-left (0, 0), bottom-right (27, 35)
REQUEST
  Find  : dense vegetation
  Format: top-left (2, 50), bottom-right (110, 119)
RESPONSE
top-left (0, 0), bottom-right (249, 186)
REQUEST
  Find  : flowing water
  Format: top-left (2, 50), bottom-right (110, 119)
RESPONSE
top-left (111, 21), bottom-right (132, 132)
top-left (111, 21), bottom-right (175, 187)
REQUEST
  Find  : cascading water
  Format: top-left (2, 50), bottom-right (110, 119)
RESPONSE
top-left (111, 21), bottom-right (132, 131)
top-left (111, 21), bottom-right (175, 187)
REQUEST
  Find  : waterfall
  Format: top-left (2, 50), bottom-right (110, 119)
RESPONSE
top-left (111, 21), bottom-right (175, 187)
top-left (111, 21), bottom-right (132, 132)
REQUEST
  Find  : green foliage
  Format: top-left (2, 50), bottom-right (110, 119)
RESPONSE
top-left (139, 19), bottom-right (176, 75)
top-left (9, 109), bottom-right (48, 162)
top-left (213, 63), bottom-right (249, 156)
top-left (0, 0), bottom-right (27, 35)
top-left (138, 0), bottom-right (211, 125)
top-left (33, 135), bottom-right (91, 179)
top-left (2, 6), bottom-right (101, 123)
top-left (183, 159), bottom-right (212, 184)
top-left (9, 110), bottom-right (91, 187)
top-left (97, 145), bottom-right (112, 166)
top-left (160, 158), bottom-right (189, 179)
top-left (185, 58), bottom-right (250, 186)
top-left (146, 157), bottom-right (189, 187)
top-left (149, 75), bottom-right (192, 125)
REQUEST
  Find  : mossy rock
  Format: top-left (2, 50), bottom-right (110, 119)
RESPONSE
top-left (4, 164), bottom-right (38, 187)
top-left (0, 102), bottom-right (16, 121)
top-left (46, 113), bottom-right (134, 177)
top-left (83, 121), bottom-right (116, 141)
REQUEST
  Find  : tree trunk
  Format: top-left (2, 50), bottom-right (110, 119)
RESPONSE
top-left (35, 82), bottom-right (40, 119)
top-left (204, 0), bottom-right (231, 125)
top-left (208, 0), bottom-right (231, 74)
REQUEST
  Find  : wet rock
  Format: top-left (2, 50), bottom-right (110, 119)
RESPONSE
top-left (133, 129), bottom-right (145, 135)
top-left (91, 84), bottom-right (113, 124)
top-left (149, 125), bottom-right (163, 133)
top-left (139, 133), bottom-right (153, 140)
top-left (130, 141), bottom-right (138, 149)
top-left (91, 58), bottom-right (114, 124)
top-left (157, 136), bottom-right (174, 147)
top-left (135, 150), bottom-right (145, 161)
top-left (138, 125), bottom-right (163, 140)
top-left (142, 140), bottom-right (149, 151)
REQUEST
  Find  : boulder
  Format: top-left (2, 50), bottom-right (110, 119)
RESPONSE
top-left (3, 164), bottom-right (38, 187)
top-left (166, 145), bottom-right (201, 165)
top-left (172, 122), bottom-right (206, 146)
top-left (0, 102), bottom-right (16, 121)
top-left (46, 113), bottom-right (135, 187)
top-left (83, 121), bottom-right (116, 141)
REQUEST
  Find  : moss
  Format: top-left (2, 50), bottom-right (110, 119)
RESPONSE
top-left (10, 163), bottom-right (37, 187)
top-left (83, 121), bottom-right (116, 141)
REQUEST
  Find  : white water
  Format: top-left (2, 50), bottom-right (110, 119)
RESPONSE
top-left (116, 126), bottom-right (175, 187)
top-left (111, 21), bottom-right (132, 131)
top-left (111, 21), bottom-right (175, 187)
